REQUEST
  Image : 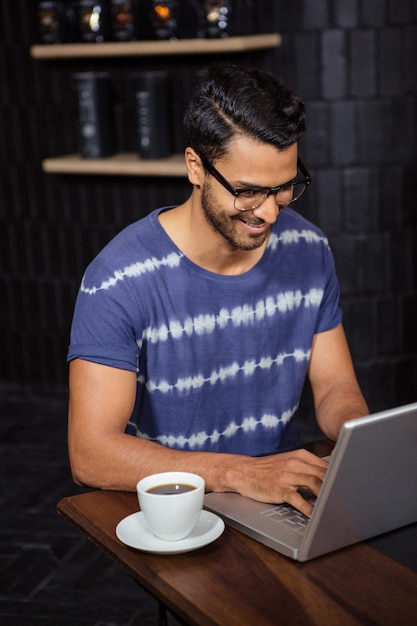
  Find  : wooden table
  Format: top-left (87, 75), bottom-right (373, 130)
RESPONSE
top-left (57, 488), bottom-right (417, 626)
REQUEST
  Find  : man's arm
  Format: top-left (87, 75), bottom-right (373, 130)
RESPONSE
top-left (308, 323), bottom-right (369, 440)
top-left (68, 358), bottom-right (328, 517)
top-left (68, 359), bottom-right (206, 491)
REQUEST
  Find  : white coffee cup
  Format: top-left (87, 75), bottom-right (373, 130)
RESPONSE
top-left (136, 471), bottom-right (205, 541)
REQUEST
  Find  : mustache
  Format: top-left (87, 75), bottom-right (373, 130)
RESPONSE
top-left (234, 214), bottom-right (265, 226)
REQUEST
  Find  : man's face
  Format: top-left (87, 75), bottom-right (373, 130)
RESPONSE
top-left (199, 137), bottom-right (298, 251)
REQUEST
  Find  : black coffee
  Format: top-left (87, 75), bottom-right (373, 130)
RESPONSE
top-left (146, 483), bottom-right (196, 495)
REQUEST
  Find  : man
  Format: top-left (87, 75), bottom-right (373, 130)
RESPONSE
top-left (67, 64), bottom-right (368, 517)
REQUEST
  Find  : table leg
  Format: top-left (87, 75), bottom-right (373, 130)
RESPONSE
top-left (158, 601), bottom-right (168, 626)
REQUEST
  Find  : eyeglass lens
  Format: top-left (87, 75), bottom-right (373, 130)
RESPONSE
top-left (234, 181), bottom-right (307, 211)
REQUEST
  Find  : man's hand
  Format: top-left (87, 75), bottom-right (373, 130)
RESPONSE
top-left (233, 449), bottom-right (329, 517)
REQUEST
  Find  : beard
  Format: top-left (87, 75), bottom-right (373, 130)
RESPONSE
top-left (200, 180), bottom-right (271, 251)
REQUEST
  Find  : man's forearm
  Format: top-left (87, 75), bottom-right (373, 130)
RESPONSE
top-left (69, 430), bottom-right (329, 518)
top-left (315, 379), bottom-right (369, 441)
top-left (69, 429), bottom-right (248, 494)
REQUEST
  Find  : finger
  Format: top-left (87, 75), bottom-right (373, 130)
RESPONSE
top-left (296, 448), bottom-right (330, 468)
top-left (277, 450), bottom-right (329, 474)
top-left (285, 490), bottom-right (315, 518)
top-left (281, 459), bottom-right (328, 487)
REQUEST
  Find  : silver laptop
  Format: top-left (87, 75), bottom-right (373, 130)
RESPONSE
top-left (204, 402), bottom-right (417, 561)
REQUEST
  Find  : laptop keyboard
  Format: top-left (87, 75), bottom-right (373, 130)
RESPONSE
top-left (262, 504), bottom-right (311, 534)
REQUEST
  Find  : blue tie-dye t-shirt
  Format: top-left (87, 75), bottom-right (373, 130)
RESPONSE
top-left (68, 206), bottom-right (342, 455)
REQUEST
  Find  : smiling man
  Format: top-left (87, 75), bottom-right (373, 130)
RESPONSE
top-left (67, 64), bottom-right (368, 517)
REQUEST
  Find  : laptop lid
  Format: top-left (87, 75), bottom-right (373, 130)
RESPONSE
top-left (204, 402), bottom-right (417, 561)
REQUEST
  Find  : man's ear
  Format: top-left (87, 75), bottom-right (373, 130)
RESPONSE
top-left (184, 147), bottom-right (205, 186)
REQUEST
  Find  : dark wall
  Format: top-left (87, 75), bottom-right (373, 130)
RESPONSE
top-left (277, 0), bottom-right (417, 414)
top-left (1, 1), bottom-right (416, 417)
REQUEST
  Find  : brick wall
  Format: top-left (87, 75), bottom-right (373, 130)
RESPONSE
top-left (1, 0), bottom-right (416, 417)
top-left (273, 0), bottom-right (417, 416)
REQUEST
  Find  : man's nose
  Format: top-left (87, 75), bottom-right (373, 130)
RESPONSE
top-left (252, 194), bottom-right (279, 224)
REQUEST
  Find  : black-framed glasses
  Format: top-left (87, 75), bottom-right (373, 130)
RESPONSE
top-left (199, 154), bottom-right (312, 211)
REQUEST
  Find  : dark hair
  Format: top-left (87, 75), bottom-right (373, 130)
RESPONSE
top-left (183, 63), bottom-right (306, 163)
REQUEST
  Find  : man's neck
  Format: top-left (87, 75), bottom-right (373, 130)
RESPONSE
top-left (158, 201), bottom-right (268, 276)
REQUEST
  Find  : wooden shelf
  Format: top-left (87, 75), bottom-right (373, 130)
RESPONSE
top-left (42, 153), bottom-right (187, 177)
top-left (37, 34), bottom-right (281, 178)
top-left (30, 33), bottom-right (281, 59)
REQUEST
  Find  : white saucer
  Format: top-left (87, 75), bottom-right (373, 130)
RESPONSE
top-left (116, 509), bottom-right (225, 554)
